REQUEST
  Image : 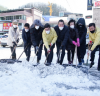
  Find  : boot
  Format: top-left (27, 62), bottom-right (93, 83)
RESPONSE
top-left (97, 67), bottom-right (100, 71)
top-left (78, 62), bottom-right (82, 66)
top-left (12, 56), bottom-right (16, 60)
top-left (45, 62), bottom-right (51, 66)
top-left (90, 61), bottom-right (94, 68)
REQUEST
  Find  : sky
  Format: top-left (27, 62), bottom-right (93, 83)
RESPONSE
top-left (0, 0), bottom-right (93, 17)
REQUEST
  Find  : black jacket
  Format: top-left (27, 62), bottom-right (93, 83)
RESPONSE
top-left (22, 29), bottom-right (31, 45)
top-left (30, 27), bottom-right (44, 47)
top-left (54, 25), bottom-right (69, 46)
top-left (66, 27), bottom-right (79, 50)
top-left (77, 18), bottom-right (87, 58)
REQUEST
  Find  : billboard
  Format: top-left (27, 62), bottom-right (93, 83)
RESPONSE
top-left (87, 0), bottom-right (93, 10)
top-left (3, 23), bottom-right (12, 30)
top-left (94, 1), bottom-right (100, 8)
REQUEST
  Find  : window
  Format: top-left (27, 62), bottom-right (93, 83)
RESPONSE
top-left (6, 16), bottom-right (13, 20)
top-left (0, 17), bottom-right (5, 20)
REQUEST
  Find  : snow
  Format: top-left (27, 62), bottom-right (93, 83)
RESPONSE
top-left (0, 46), bottom-right (100, 96)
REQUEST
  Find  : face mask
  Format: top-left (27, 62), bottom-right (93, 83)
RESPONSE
top-left (70, 25), bottom-right (74, 29)
top-left (78, 25), bottom-right (83, 28)
top-left (90, 30), bottom-right (95, 33)
top-left (25, 29), bottom-right (29, 32)
top-left (59, 27), bottom-right (64, 30)
top-left (13, 25), bottom-right (17, 28)
top-left (35, 26), bottom-right (39, 30)
top-left (46, 30), bottom-right (50, 34)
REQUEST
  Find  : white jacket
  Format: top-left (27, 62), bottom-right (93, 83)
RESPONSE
top-left (7, 26), bottom-right (20, 47)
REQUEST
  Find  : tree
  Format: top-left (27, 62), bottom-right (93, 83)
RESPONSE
top-left (19, 2), bottom-right (67, 16)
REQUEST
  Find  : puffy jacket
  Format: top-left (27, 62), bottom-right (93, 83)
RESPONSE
top-left (42, 27), bottom-right (58, 49)
top-left (89, 27), bottom-right (100, 51)
top-left (54, 25), bottom-right (69, 46)
top-left (30, 27), bottom-right (44, 47)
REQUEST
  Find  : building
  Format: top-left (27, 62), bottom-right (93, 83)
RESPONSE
top-left (59, 12), bottom-right (83, 22)
top-left (93, 0), bottom-right (100, 27)
top-left (0, 8), bottom-right (42, 30)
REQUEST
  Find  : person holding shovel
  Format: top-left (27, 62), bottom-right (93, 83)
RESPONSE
top-left (30, 19), bottom-right (44, 64)
top-left (88, 23), bottom-right (100, 71)
top-left (22, 23), bottom-right (32, 62)
top-left (7, 20), bottom-right (20, 60)
top-left (42, 23), bottom-right (57, 66)
top-left (54, 19), bottom-right (69, 65)
top-left (66, 19), bottom-right (80, 64)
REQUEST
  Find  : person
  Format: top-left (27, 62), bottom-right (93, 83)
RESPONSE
top-left (76, 18), bottom-right (87, 66)
top-left (66, 19), bottom-right (80, 64)
top-left (42, 23), bottom-right (57, 65)
top-left (54, 19), bottom-right (69, 65)
top-left (88, 23), bottom-right (100, 71)
top-left (7, 20), bottom-right (19, 60)
top-left (30, 19), bottom-right (44, 64)
top-left (22, 23), bottom-right (32, 62)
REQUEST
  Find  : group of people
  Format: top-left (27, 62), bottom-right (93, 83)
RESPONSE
top-left (7, 18), bottom-right (100, 71)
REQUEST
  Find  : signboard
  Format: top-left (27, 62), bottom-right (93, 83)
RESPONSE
top-left (94, 1), bottom-right (100, 8)
top-left (3, 23), bottom-right (12, 30)
top-left (87, 0), bottom-right (93, 10)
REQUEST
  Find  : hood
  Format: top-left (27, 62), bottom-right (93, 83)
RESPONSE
top-left (77, 18), bottom-right (86, 26)
top-left (31, 19), bottom-right (44, 28)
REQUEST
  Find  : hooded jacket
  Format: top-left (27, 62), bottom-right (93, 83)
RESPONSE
top-left (89, 27), bottom-right (100, 51)
top-left (77, 18), bottom-right (87, 58)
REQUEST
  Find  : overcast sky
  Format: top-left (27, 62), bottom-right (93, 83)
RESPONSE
top-left (0, 0), bottom-right (93, 16)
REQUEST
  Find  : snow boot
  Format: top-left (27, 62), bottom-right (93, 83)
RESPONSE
top-left (97, 67), bottom-right (100, 71)
top-left (90, 61), bottom-right (94, 68)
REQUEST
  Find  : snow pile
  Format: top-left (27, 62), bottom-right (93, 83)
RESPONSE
top-left (0, 47), bottom-right (100, 96)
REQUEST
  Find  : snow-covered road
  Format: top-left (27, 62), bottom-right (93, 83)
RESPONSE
top-left (0, 47), bottom-right (100, 96)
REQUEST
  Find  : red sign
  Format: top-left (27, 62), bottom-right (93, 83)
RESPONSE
top-left (3, 23), bottom-right (12, 30)
top-left (95, 1), bottom-right (100, 7)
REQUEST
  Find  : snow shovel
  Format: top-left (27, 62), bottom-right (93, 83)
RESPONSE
top-left (0, 43), bottom-right (17, 64)
top-left (84, 43), bottom-right (92, 66)
top-left (16, 43), bottom-right (30, 63)
top-left (44, 46), bottom-right (52, 66)
top-left (56, 48), bottom-right (62, 64)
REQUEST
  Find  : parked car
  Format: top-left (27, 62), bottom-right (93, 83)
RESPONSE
top-left (0, 33), bottom-right (23, 47)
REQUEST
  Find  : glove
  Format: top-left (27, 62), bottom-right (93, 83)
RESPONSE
top-left (72, 41), bottom-right (77, 46)
top-left (17, 38), bottom-right (19, 43)
top-left (89, 41), bottom-right (92, 45)
top-left (40, 40), bottom-right (43, 45)
top-left (12, 42), bottom-right (17, 46)
top-left (36, 46), bottom-right (39, 52)
top-left (77, 38), bottom-right (80, 47)
top-left (50, 43), bottom-right (53, 47)
top-left (47, 48), bottom-right (51, 54)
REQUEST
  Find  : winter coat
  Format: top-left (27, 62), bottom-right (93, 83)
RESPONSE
top-left (22, 29), bottom-right (31, 46)
top-left (7, 26), bottom-right (20, 47)
top-left (89, 27), bottom-right (100, 51)
top-left (42, 27), bottom-right (58, 49)
top-left (77, 18), bottom-right (87, 58)
top-left (54, 25), bottom-right (69, 46)
top-left (30, 27), bottom-right (44, 47)
top-left (66, 27), bottom-right (79, 51)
